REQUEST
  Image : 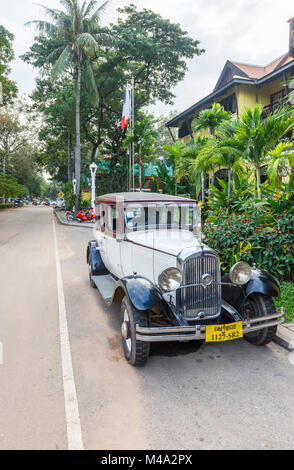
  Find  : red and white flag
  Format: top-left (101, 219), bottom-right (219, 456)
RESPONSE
top-left (121, 87), bottom-right (131, 129)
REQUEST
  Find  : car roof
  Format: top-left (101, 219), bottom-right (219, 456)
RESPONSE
top-left (96, 192), bottom-right (196, 204)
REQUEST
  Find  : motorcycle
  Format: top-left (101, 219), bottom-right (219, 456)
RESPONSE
top-left (66, 207), bottom-right (95, 223)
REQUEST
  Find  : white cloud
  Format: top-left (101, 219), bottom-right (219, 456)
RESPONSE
top-left (1, 0), bottom-right (294, 115)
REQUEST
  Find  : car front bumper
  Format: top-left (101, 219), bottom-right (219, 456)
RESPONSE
top-left (136, 310), bottom-right (285, 342)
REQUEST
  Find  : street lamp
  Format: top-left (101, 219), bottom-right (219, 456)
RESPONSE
top-left (72, 178), bottom-right (77, 195)
top-left (89, 162), bottom-right (98, 212)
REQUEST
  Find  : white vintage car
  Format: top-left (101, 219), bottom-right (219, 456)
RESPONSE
top-left (87, 192), bottom-right (284, 366)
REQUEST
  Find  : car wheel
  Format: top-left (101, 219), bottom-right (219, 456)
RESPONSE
top-left (88, 255), bottom-right (97, 289)
top-left (120, 296), bottom-right (150, 366)
top-left (243, 294), bottom-right (277, 346)
top-left (66, 214), bottom-right (75, 222)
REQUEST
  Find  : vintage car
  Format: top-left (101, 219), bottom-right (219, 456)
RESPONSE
top-left (87, 192), bottom-right (284, 366)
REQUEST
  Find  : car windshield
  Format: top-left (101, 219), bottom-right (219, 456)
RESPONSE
top-left (124, 202), bottom-right (201, 238)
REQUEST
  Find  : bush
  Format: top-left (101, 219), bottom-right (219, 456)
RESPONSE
top-left (203, 205), bottom-right (294, 280)
top-left (0, 203), bottom-right (13, 210)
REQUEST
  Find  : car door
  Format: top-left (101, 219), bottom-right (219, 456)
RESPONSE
top-left (99, 204), bottom-right (123, 279)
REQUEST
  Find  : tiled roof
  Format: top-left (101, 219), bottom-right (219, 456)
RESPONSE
top-left (231, 53), bottom-right (294, 81)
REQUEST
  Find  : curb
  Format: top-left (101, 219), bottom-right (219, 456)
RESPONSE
top-left (54, 209), bottom-right (94, 229)
top-left (273, 324), bottom-right (294, 351)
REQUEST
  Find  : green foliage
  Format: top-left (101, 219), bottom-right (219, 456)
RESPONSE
top-left (63, 182), bottom-right (75, 209)
top-left (0, 25), bottom-right (18, 105)
top-left (203, 205), bottom-right (294, 280)
top-left (152, 162), bottom-right (186, 195)
top-left (0, 173), bottom-right (26, 198)
top-left (96, 158), bottom-right (128, 196)
top-left (192, 103), bottom-right (232, 136)
top-left (23, 3), bottom-right (204, 184)
top-left (207, 171), bottom-right (256, 212)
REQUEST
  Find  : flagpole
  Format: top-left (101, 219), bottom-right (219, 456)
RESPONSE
top-left (131, 78), bottom-right (135, 192)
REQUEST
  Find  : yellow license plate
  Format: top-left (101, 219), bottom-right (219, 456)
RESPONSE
top-left (206, 321), bottom-right (243, 343)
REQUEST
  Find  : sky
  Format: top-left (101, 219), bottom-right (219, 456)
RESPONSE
top-left (1, 0), bottom-right (294, 117)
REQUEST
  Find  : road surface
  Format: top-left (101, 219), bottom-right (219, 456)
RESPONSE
top-left (0, 206), bottom-right (293, 450)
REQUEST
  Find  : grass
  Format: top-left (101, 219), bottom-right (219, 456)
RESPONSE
top-left (275, 282), bottom-right (294, 323)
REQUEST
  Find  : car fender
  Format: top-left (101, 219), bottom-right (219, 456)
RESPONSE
top-left (87, 240), bottom-right (106, 275)
top-left (221, 268), bottom-right (280, 311)
top-left (112, 277), bottom-right (161, 311)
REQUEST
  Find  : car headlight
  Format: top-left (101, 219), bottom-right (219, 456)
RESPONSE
top-left (229, 262), bottom-right (252, 286)
top-left (158, 268), bottom-right (182, 292)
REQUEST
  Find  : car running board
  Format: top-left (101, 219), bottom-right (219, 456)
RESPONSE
top-left (91, 274), bottom-right (116, 305)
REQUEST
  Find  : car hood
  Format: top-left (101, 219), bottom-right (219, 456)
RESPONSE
top-left (126, 229), bottom-right (201, 256)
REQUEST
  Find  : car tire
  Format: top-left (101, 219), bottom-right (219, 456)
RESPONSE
top-left (120, 296), bottom-right (150, 366)
top-left (243, 294), bottom-right (277, 346)
top-left (66, 214), bottom-right (75, 222)
top-left (88, 254), bottom-right (97, 289)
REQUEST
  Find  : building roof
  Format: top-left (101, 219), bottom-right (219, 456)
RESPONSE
top-left (166, 54), bottom-right (294, 128)
top-left (96, 192), bottom-right (196, 204)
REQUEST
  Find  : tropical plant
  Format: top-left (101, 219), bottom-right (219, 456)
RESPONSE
top-left (152, 161), bottom-right (186, 196)
top-left (26, 0), bottom-right (109, 212)
top-left (179, 137), bottom-right (208, 200)
top-left (267, 141), bottom-right (294, 186)
top-left (191, 103), bottom-right (232, 185)
top-left (236, 104), bottom-right (294, 199)
top-left (162, 141), bottom-right (186, 195)
top-left (203, 205), bottom-right (294, 279)
top-left (122, 114), bottom-right (158, 190)
top-left (196, 119), bottom-right (245, 208)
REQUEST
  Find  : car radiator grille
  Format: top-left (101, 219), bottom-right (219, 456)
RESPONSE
top-left (181, 254), bottom-right (222, 319)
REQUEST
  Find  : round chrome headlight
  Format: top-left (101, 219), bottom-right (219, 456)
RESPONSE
top-left (158, 268), bottom-right (182, 292)
top-left (229, 262), bottom-right (252, 286)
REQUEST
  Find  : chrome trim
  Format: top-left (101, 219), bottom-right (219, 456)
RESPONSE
top-left (179, 251), bottom-right (222, 320)
top-left (136, 310), bottom-right (284, 342)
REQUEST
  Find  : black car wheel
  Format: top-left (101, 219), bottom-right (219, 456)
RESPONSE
top-left (88, 254), bottom-right (97, 289)
top-left (120, 296), bottom-right (150, 366)
top-left (243, 294), bottom-right (277, 346)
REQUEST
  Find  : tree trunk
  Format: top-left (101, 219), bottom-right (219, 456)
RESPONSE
top-left (256, 165), bottom-right (261, 200)
top-left (139, 159), bottom-right (142, 191)
top-left (75, 57), bottom-right (81, 214)
top-left (227, 168), bottom-right (232, 211)
top-left (91, 142), bottom-right (99, 163)
top-left (201, 173), bottom-right (205, 203)
top-left (67, 130), bottom-right (72, 183)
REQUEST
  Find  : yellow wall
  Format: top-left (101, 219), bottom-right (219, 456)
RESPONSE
top-left (178, 71), bottom-right (292, 143)
top-left (236, 85), bottom-right (257, 115)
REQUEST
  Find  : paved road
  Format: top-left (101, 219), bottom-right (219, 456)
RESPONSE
top-left (0, 206), bottom-right (294, 450)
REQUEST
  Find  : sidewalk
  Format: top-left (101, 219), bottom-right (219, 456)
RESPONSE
top-left (54, 208), bottom-right (294, 351)
top-left (275, 323), bottom-right (294, 351)
top-left (54, 209), bottom-right (94, 229)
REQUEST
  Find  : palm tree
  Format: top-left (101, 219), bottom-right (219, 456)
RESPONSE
top-left (178, 137), bottom-right (208, 201)
top-left (267, 142), bottom-right (294, 186)
top-left (191, 103), bottom-right (232, 185)
top-left (237, 104), bottom-right (294, 199)
top-left (123, 114), bottom-right (158, 190)
top-left (26, 0), bottom-right (109, 212)
top-left (199, 120), bottom-right (245, 209)
top-left (162, 141), bottom-right (185, 195)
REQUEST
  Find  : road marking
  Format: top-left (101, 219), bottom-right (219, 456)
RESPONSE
top-left (52, 216), bottom-right (84, 450)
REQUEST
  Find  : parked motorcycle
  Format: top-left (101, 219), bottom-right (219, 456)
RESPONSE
top-left (66, 207), bottom-right (95, 223)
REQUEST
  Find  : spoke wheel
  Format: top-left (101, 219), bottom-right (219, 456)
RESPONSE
top-left (120, 296), bottom-right (150, 366)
